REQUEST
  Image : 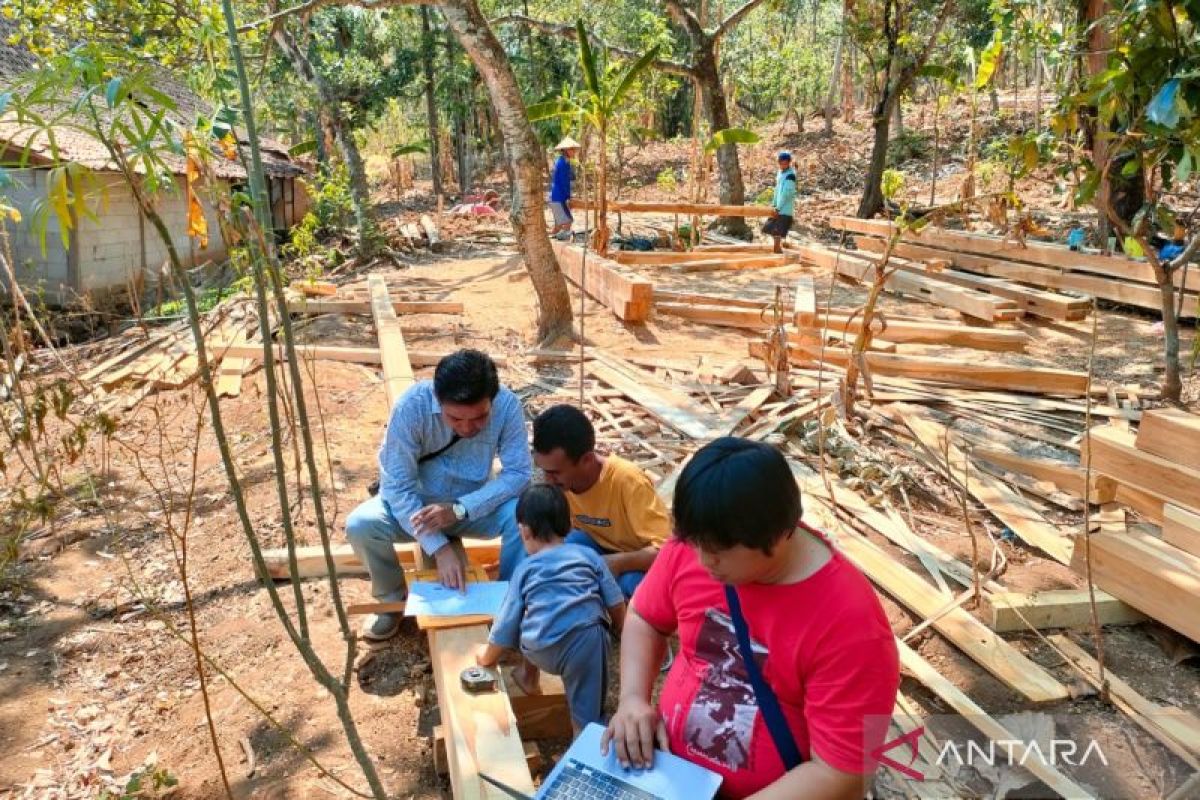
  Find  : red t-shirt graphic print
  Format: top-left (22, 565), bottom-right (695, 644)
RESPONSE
top-left (634, 537), bottom-right (898, 799)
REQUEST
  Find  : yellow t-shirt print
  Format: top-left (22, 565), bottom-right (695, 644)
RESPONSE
top-left (566, 455), bottom-right (671, 553)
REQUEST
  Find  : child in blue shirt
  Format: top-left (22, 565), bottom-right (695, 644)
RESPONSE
top-left (477, 483), bottom-right (626, 733)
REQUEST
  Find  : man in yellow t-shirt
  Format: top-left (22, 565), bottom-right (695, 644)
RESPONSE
top-left (532, 404), bottom-right (670, 598)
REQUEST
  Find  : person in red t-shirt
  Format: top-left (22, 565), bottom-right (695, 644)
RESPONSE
top-left (601, 438), bottom-right (899, 800)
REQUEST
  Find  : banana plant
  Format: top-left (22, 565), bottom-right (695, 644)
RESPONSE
top-left (528, 20), bottom-right (660, 254)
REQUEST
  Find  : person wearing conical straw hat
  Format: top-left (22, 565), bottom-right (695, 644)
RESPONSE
top-left (549, 136), bottom-right (581, 239)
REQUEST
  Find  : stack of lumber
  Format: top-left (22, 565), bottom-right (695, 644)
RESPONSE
top-left (795, 242), bottom-right (1025, 322)
top-left (1076, 409), bottom-right (1200, 642)
top-left (830, 215), bottom-right (1198, 316)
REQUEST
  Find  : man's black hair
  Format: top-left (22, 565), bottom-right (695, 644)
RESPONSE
top-left (532, 404), bottom-right (596, 462)
top-left (673, 437), bottom-right (802, 555)
top-left (433, 349), bottom-right (500, 405)
top-left (516, 483), bottom-right (571, 542)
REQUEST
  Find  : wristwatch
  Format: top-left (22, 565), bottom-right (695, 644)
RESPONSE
top-left (452, 501), bottom-right (468, 522)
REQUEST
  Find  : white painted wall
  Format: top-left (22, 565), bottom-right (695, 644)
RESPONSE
top-left (2, 168), bottom-right (72, 304)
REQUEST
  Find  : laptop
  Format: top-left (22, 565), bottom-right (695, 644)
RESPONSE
top-left (481, 723), bottom-right (723, 800)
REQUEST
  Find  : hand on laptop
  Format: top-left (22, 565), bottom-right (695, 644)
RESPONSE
top-left (601, 696), bottom-right (669, 770)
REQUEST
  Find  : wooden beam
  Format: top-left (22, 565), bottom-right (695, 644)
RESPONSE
top-left (896, 639), bottom-right (1096, 798)
top-left (794, 317), bottom-right (1029, 352)
top-left (1050, 635), bottom-right (1200, 769)
top-left (287, 299), bottom-right (464, 315)
top-left (573, 200), bottom-right (775, 217)
top-left (1164, 504), bottom-right (1200, 558)
top-left (836, 533), bottom-right (1067, 703)
top-left (289, 279), bottom-right (338, 297)
top-left (213, 322), bottom-right (251, 398)
top-left (368, 274), bottom-right (415, 406)
top-left (785, 345), bottom-right (1090, 396)
top-left (1090, 424), bottom-right (1200, 515)
top-left (502, 666), bottom-right (574, 740)
top-left (854, 236), bottom-right (1092, 320)
top-left (428, 625), bottom-right (536, 799)
top-left (261, 540), bottom-right (501, 580)
top-left (970, 446), bottom-right (1117, 503)
top-left (587, 354), bottom-right (722, 439)
top-left (829, 216), bottom-right (1198, 313)
top-left (1136, 408), bottom-right (1200, 472)
top-left (794, 276), bottom-right (816, 327)
top-left (1070, 528), bottom-right (1200, 643)
top-left (551, 240), bottom-right (653, 322)
top-left (615, 250), bottom-right (761, 264)
top-left (669, 254), bottom-right (798, 273)
top-left (656, 302), bottom-right (774, 330)
top-left (985, 590), bottom-right (1145, 632)
top-left (652, 289), bottom-right (778, 309)
top-left (796, 244), bottom-right (1023, 321)
top-left (212, 344), bottom-right (502, 368)
top-left (831, 215), bottom-right (1200, 290)
top-left (895, 406), bottom-right (1075, 565)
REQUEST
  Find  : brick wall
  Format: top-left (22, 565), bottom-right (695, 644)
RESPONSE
top-left (1, 168), bottom-right (72, 304)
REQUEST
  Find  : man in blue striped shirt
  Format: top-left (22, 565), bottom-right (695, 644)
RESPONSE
top-left (346, 349), bottom-right (532, 640)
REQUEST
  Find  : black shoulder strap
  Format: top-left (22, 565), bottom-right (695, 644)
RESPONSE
top-left (724, 585), bottom-right (804, 770)
top-left (418, 433), bottom-right (461, 464)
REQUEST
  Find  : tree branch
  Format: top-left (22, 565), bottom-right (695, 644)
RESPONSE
top-left (714, 0), bottom-right (772, 41)
top-left (239, 0), bottom-right (426, 32)
top-left (492, 13), bottom-right (695, 77)
top-left (892, 0), bottom-right (957, 97)
top-left (661, 0), bottom-right (706, 42)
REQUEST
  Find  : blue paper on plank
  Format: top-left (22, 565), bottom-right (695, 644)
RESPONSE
top-left (404, 581), bottom-right (509, 618)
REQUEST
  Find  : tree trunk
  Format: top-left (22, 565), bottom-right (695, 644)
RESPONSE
top-left (824, 30), bottom-right (844, 136)
top-left (421, 6), bottom-right (443, 199)
top-left (693, 39), bottom-right (751, 238)
top-left (274, 27), bottom-right (381, 256)
top-left (595, 124), bottom-right (610, 253)
top-left (857, 89), bottom-right (895, 218)
top-left (1159, 274), bottom-right (1183, 401)
top-left (439, 0), bottom-right (573, 342)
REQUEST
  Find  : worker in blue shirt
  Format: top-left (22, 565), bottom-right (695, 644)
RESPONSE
top-left (763, 151), bottom-right (798, 253)
top-left (346, 349), bottom-right (532, 640)
top-left (549, 136), bottom-right (580, 239)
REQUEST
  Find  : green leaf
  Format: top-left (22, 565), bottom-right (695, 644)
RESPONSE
top-left (704, 127), bottom-right (760, 155)
top-left (104, 77), bottom-right (123, 108)
top-left (610, 45), bottom-right (661, 110)
top-left (288, 140), bottom-right (317, 157)
top-left (1177, 151), bottom-right (1194, 183)
top-left (1121, 158), bottom-right (1141, 177)
top-left (917, 64), bottom-right (958, 84)
top-left (1123, 237), bottom-right (1144, 257)
top-left (576, 19), bottom-right (601, 99)
top-left (1075, 170), bottom-right (1101, 207)
top-left (527, 98), bottom-right (577, 122)
top-left (390, 141), bottom-right (429, 157)
top-left (976, 35), bottom-right (1004, 90)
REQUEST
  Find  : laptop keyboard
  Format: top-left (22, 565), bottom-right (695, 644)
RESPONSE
top-left (545, 759), bottom-right (660, 800)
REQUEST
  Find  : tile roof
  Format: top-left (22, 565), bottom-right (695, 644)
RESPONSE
top-left (0, 20), bottom-right (305, 180)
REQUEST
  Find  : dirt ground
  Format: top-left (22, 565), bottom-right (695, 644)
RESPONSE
top-left (4, 96), bottom-right (1200, 799)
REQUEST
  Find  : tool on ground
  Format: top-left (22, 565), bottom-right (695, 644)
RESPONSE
top-left (460, 665), bottom-right (498, 693)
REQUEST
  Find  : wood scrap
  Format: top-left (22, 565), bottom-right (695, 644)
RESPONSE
top-left (420, 214), bottom-right (445, 253)
top-left (587, 354), bottom-right (722, 439)
top-left (985, 590), bottom-right (1145, 633)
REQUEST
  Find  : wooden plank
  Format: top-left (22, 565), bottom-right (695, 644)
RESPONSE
top-left (971, 446), bottom-right (1117, 503)
top-left (896, 639), bottom-right (1095, 798)
top-left (794, 276), bottom-right (816, 327)
top-left (368, 274), bottom-right (415, 406)
top-left (1164, 504), bottom-right (1200, 558)
top-left (830, 215), bottom-right (1199, 289)
top-left (587, 357), bottom-right (721, 439)
top-left (616, 250), bottom-right (759, 264)
top-left (213, 344), bottom-right (500, 368)
top-left (715, 385), bottom-right (774, 437)
top-left (1136, 408), bottom-right (1200, 472)
top-left (261, 540), bottom-right (501, 580)
top-left (830, 216), bottom-right (1198, 313)
top-left (793, 317), bottom-right (1029, 352)
top-left (796, 244), bottom-right (1022, 321)
top-left (835, 532), bottom-right (1068, 702)
top-left (214, 322), bottom-right (252, 398)
top-left (573, 200), bottom-right (775, 217)
top-left (1050, 635), bottom-right (1200, 768)
top-left (895, 406), bottom-right (1075, 565)
top-left (551, 240), bottom-right (653, 322)
top-left (287, 299), bottom-right (464, 315)
top-left (1090, 424), bottom-right (1200, 515)
top-left (652, 289), bottom-right (777, 309)
top-left (669, 254), bottom-right (798, 273)
top-left (428, 625), bottom-right (536, 799)
top-left (289, 279), bottom-right (338, 297)
top-left (985, 590), bottom-right (1145, 632)
top-left (1070, 528), bottom-right (1200, 643)
top-left (854, 236), bottom-right (1091, 320)
top-left (785, 345), bottom-right (1090, 396)
top-left (502, 666), bottom-right (574, 740)
top-left (1115, 483), bottom-right (1166, 523)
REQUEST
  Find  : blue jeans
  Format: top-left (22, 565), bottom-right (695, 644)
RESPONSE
top-left (345, 494), bottom-right (524, 603)
top-left (524, 623), bottom-right (609, 729)
top-left (565, 530), bottom-right (645, 599)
